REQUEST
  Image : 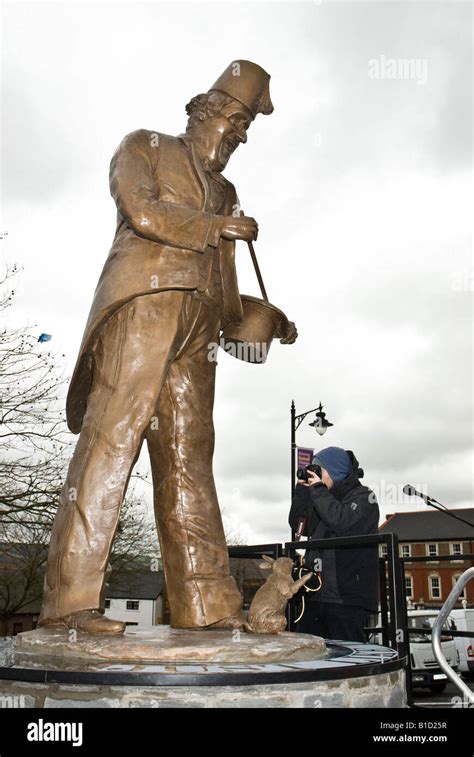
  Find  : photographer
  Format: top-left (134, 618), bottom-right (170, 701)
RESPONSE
top-left (289, 447), bottom-right (379, 642)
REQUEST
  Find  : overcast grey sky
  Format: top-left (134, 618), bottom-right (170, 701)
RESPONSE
top-left (1, 0), bottom-right (472, 544)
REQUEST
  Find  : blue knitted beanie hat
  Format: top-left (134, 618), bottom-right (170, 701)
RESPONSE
top-left (312, 447), bottom-right (352, 483)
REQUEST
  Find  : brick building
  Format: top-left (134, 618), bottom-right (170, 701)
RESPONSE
top-left (379, 508), bottom-right (474, 608)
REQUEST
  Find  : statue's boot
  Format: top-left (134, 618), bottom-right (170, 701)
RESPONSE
top-left (208, 609), bottom-right (245, 629)
top-left (44, 609), bottom-right (126, 635)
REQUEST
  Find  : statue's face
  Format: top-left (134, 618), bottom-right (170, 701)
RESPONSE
top-left (202, 103), bottom-right (252, 172)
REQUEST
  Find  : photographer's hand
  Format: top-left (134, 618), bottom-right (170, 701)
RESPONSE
top-left (296, 479), bottom-right (310, 488)
top-left (306, 471), bottom-right (322, 486)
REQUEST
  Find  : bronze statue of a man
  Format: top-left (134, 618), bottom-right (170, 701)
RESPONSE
top-left (39, 60), bottom-right (296, 635)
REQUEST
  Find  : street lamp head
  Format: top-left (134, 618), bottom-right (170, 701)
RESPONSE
top-left (309, 403), bottom-right (334, 436)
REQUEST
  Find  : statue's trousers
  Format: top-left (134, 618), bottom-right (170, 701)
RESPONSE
top-left (39, 290), bottom-right (242, 628)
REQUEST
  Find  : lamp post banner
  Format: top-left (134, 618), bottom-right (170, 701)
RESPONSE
top-left (297, 447), bottom-right (314, 470)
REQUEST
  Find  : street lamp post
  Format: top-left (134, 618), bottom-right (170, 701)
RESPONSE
top-left (290, 401), bottom-right (333, 501)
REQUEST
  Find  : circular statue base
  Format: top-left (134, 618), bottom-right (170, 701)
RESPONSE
top-left (0, 627), bottom-right (406, 708)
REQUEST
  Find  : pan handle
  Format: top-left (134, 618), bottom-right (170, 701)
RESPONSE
top-left (247, 241), bottom-right (269, 303)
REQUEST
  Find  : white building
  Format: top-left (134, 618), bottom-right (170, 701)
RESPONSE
top-left (104, 570), bottom-right (164, 629)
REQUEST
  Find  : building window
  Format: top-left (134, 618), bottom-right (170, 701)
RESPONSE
top-left (104, 599), bottom-right (111, 609)
top-left (450, 543), bottom-right (463, 558)
top-left (126, 600), bottom-right (140, 611)
top-left (380, 544), bottom-right (388, 558)
top-left (426, 543), bottom-right (438, 557)
top-left (429, 575), bottom-right (441, 600)
top-left (452, 575), bottom-right (467, 599)
top-left (404, 575), bottom-right (413, 599)
top-left (400, 544), bottom-right (411, 559)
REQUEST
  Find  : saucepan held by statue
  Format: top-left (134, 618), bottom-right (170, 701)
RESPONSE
top-left (220, 294), bottom-right (290, 363)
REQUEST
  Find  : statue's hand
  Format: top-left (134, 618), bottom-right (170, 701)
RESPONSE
top-left (280, 321), bottom-right (298, 344)
top-left (221, 215), bottom-right (258, 242)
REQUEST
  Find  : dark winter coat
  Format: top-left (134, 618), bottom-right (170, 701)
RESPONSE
top-left (289, 453), bottom-right (380, 612)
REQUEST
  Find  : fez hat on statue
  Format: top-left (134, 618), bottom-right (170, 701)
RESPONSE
top-left (209, 60), bottom-right (274, 118)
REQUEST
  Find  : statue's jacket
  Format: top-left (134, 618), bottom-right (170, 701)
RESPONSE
top-left (66, 129), bottom-right (243, 434)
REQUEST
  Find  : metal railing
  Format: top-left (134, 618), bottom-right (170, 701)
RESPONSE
top-left (229, 543), bottom-right (284, 561)
top-left (398, 552), bottom-right (474, 706)
top-left (285, 532), bottom-right (407, 659)
top-left (432, 567), bottom-right (474, 704)
top-left (230, 532), bottom-right (408, 659)
top-left (229, 538), bottom-right (474, 707)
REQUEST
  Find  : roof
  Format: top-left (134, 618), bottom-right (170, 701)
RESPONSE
top-left (0, 543), bottom-right (47, 615)
top-left (105, 570), bottom-right (164, 599)
top-left (0, 566), bottom-right (45, 616)
top-left (15, 596), bottom-right (43, 614)
top-left (379, 508), bottom-right (474, 541)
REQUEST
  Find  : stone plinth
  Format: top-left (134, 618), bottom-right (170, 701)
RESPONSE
top-left (14, 626), bottom-right (326, 665)
top-left (0, 631), bottom-right (407, 708)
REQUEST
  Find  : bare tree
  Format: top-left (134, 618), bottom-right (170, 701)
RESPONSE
top-left (110, 490), bottom-right (159, 575)
top-left (220, 506), bottom-right (249, 546)
top-left (0, 264), bottom-right (70, 526)
top-left (0, 265), bottom-right (161, 632)
top-left (0, 494), bottom-right (158, 634)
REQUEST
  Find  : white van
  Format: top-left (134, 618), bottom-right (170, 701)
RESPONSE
top-left (449, 608), bottom-right (474, 681)
top-left (407, 611), bottom-right (459, 693)
top-left (371, 610), bottom-right (459, 694)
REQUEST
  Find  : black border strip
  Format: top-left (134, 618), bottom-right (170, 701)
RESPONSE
top-left (0, 656), bottom-right (405, 686)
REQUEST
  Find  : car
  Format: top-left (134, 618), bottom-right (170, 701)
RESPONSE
top-left (369, 609), bottom-right (459, 694)
top-left (406, 610), bottom-right (459, 694)
top-left (449, 608), bottom-right (474, 681)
